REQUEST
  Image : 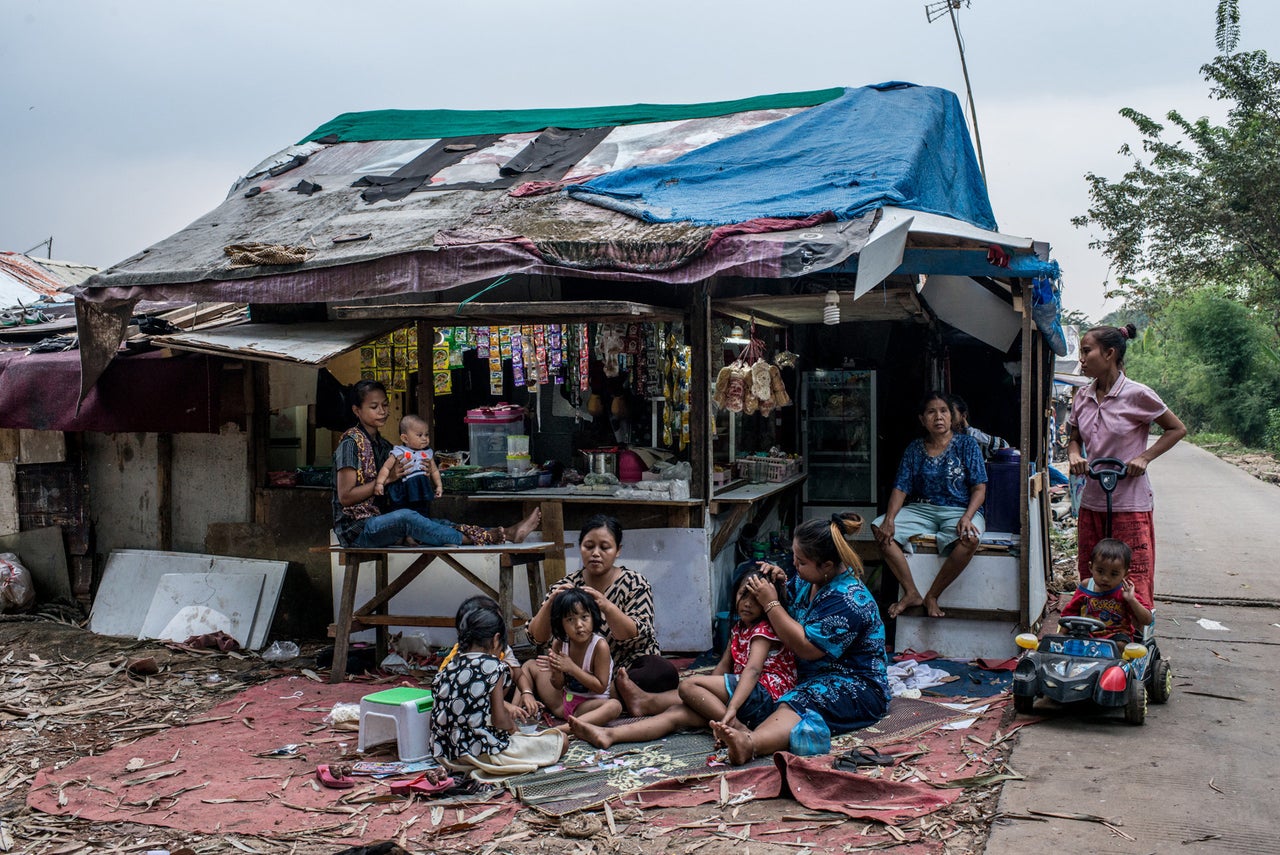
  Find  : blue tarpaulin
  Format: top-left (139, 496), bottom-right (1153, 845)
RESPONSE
top-left (566, 82), bottom-right (996, 232)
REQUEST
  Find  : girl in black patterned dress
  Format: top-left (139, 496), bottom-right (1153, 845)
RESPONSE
top-left (432, 608), bottom-right (566, 778)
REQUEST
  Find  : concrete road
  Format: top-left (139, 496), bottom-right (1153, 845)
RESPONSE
top-left (986, 442), bottom-right (1280, 854)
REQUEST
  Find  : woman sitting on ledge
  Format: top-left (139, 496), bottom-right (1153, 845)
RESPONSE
top-left (873, 391), bottom-right (988, 619)
top-left (332, 380), bottom-right (540, 548)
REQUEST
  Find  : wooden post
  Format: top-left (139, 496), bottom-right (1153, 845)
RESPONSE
top-left (416, 321), bottom-right (436, 436)
top-left (1018, 280), bottom-right (1033, 627)
top-left (157, 432), bottom-right (173, 552)
top-left (249, 361), bottom-right (270, 523)
top-left (688, 286), bottom-right (711, 501)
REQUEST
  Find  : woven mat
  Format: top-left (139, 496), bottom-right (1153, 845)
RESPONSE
top-left (510, 697), bottom-right (984, 816)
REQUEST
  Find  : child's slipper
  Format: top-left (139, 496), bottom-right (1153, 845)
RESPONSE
top-left (389, 771), bottom-right (455, 796)
top-left (316, 763), bottom-right (356, 789)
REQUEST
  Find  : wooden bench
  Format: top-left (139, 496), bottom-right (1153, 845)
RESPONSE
top-left (312, 541), bottom-right (556, 682)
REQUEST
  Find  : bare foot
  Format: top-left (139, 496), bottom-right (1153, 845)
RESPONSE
top-left (887, 592), bottom-right (923, 619)
top-left (710, 720), bottom-right (755, 766)
top-left (612, 669), bottom-right (655, 716)
top-left (510, 507), bottom-right (542, 544)
top-left (566, 715), bottom-right (615, 749)
top-left (923, 596), bottom-right (946, 618)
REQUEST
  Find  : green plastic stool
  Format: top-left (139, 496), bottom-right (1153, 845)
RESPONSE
top-left (358, 687), bottom-right (434, 761)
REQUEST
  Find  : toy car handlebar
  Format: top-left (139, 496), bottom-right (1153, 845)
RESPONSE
top-left (1059, 615), bottom-right (1107, 636)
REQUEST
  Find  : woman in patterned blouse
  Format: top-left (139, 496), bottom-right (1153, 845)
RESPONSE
top-left (872, 391), bottom-right (988, 619)
top-left (528, 515), bottom-right (679, 702)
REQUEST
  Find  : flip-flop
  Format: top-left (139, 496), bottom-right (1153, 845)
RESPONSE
top-left (389, 771), bottom-right (455, 796)
top-left (316, 763), bottom-right (355, 789)
top-left (834, 747), bottom-right (897, 770)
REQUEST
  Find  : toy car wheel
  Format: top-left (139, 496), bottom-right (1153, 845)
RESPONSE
top-left (1013, 693), bottom-right (1036, 715)
top-left (1150, 659), bottom-right (1173, 704)
top-left (1124, 679), bottom-right (1147, 725)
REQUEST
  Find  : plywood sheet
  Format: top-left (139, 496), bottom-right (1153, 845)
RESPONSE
top-left (0, 525), bottom-right (71, 603)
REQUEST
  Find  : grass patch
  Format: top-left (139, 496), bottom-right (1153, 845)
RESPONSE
top-left (1187, 431), bottom-right (1252, 454)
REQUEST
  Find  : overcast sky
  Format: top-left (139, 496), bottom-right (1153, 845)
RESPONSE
top-left (3, 0), bottom-right (1276, 320)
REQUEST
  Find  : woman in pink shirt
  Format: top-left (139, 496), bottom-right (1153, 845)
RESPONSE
top-left (1066, 323), bottom-right (1187, 608)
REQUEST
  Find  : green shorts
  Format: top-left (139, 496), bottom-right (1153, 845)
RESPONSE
top-left (873, 502), bottom-right (985, 555)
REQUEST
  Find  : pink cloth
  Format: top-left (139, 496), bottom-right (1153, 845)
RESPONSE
top-left (1067, 373), bottom-right (1167, 512)
top-left (728, 621), bottom-right (796, 700)
top-left (1077, 509), bottom-right (1157, 608)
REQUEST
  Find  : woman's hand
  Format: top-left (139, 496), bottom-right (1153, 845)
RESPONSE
top-left (745, 573), bottom-right (780, 608)
top-left (875, 519), bottom-right (896, 545)
top-left (1067, 450), bottom-right (1087, 477)
top-left (755, 561), bottom-right (787, 587)
top-left (1126, 455), bottom-right (1150, 478)
top-left (956, 515), bottom-right (980, 543)
top-left (582, 585), bottom-right (612, 616)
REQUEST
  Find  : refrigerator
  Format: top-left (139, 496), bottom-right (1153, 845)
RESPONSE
top-left (801, 369), bottom-right (877, 537)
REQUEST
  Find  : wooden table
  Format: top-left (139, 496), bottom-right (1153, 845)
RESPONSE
top-left (707, 473), bottom-right (807, 559)
top-left (314, 541), bottom-right (555, 682)
top-left (468, 489), bottom-right (704, 586)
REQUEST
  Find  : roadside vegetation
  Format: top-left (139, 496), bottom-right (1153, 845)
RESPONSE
top-left (1070, 1), bottom-right (1280, 465)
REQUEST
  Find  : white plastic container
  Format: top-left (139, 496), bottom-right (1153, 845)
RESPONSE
top-left (464, 405), bottom-right (524, 468)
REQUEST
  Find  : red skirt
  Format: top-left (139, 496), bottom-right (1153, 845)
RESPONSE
top-left (1076, 509), bottom-right (1156, 608)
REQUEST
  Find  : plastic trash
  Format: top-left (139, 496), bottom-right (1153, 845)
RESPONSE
top-left (789, 710), bottom-right (831, 756)
top-left (326, 702), bottom-right (361, 726)
top-left (262, 640), bottom-right (301, 662)
top-left (0, 553), bottom-right (35, 613)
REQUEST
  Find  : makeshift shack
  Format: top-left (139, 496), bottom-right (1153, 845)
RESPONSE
top-left (71, 83), bottom-right (1062, 657)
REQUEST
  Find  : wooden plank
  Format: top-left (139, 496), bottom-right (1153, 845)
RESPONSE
top-left (539, 499), bottom-right (566, 585)
top-left (17, 430), bottom-right (65, 464)
top-left (0, 429), bottom-right (20, 463)
top-left (709, 502), bottom-right (751, 560)
top-left (331, 300), bottom-right (684, 324)
top-left (156, 433), bottom-right (173, 552)
top-left (1018, 280), bottom-right (1033, 626)
top-left (352, 554), bottom-right (437, 618)
top-left (416, 321), bottom-right (435, 439)
top-left (689, 287), bottom-right (710, 500)
top-left (330, 556), bottom-right (361, 682)
top-left (374, 555), bottom-right (389, 661)
top-left (0, 462), bottom-right (18, 536)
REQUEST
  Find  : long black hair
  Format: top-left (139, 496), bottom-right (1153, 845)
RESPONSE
top-left (578, 514), bottom-right (623, 547)
top-left (731, 568), bottom-right (789, 628)
top-left (457, 605), bottom-right (506, 651)
top-left (793, 512), bottom-right (865, 579)
top-left (549, 586), bottom-right (603, 642)
top-left (349, 378), bottom-right (387, 408)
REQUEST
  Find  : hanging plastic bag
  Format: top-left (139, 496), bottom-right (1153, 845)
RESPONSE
top-left (788, 710), bottom-right (831, 756)
top-left (0, 553), bottom-right (35, 613)
top-left (1031, 275), bottom-right (1068, 357)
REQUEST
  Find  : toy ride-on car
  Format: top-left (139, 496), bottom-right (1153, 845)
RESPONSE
top-left (1012, 616), bottom-right (1171, 725)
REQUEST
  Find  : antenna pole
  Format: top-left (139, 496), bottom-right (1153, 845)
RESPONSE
top-left (946, 2), bottom-right (986, 180)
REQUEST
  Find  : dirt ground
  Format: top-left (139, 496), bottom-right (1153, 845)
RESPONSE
top-left (0, 621), bottom-right (1014, 855)
top-left (1211, 448), bottom-right (1280, 485)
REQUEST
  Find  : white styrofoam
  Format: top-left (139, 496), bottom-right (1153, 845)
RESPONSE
top-left (90, 550), bottom-right (287, 650)
top-left (140, 572), bottom-right (264, 647)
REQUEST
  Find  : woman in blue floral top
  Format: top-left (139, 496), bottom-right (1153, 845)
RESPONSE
top-left (873, 391), bottom-right (988, 619)
top-left (710, 514), bottom-right (889, 765)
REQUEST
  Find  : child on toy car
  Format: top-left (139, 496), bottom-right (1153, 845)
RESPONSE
top-left (1059, 538), bottom-right (1153, 643)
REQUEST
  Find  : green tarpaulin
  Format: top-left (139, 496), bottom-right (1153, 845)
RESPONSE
top-left (301, 87), bottom-right (845, 143)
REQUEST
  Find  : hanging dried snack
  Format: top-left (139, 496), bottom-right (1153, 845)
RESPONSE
top-left (726, 364), bottom-right (747, 412)
top-left (751, 359), bottom-right (772, 402)
top-left (769, 363), bottom-right (792, 407)
top-left (713, 365), bottom-right (733, 409)
top-left (744, 387), bottom-right (759, 415)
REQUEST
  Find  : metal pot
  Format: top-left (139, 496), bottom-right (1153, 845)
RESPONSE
top-left (579, 449), bottom-right (617, 477)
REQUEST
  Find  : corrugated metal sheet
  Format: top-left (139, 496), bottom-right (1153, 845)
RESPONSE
top-left (0, 252), bottom-right (97, 306)
top-left (152, 320), bottom-right (400, 364)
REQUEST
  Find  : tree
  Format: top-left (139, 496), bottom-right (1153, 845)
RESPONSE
top-left (1072, 4), bottom-right (1280, 327)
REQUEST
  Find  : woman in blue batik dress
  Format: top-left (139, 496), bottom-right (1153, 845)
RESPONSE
top-left (710, 513), bottom-right (889, 765)
top-left (873, 391), bottom-right (988, 619)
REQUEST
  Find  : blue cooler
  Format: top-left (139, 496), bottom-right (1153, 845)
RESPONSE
top-left (984, 449), bottom-right (1021, 533)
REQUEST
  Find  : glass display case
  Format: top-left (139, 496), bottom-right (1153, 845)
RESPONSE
top-left (801, 369), bottom-right (876, 504)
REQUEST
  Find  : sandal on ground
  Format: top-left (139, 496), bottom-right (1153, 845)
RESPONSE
top-left (316, 763), bottom-right (356, 789)
top-left (834, 747), bottom-right (897, 770)
top-left (389, 771), bottom-right (456, 796)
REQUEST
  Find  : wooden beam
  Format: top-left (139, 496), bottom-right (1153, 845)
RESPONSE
top-left (1018, 280), bottom-right (1033, 626)
top-left (416, 321), bottom-right (435, 439)
top-left (157, 433), bottom-right (173, 552)
top-left (331, 300), bottom-right (683, 324)
top-left (689, 287), bottom-right (710, 501)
